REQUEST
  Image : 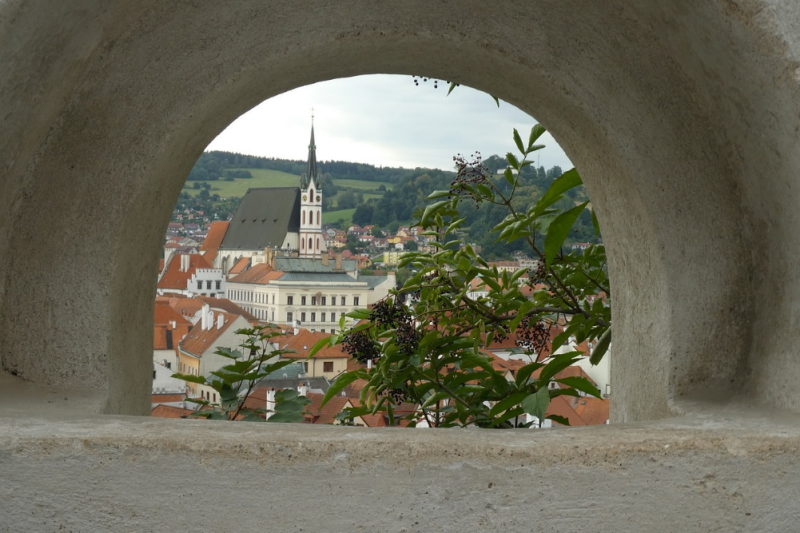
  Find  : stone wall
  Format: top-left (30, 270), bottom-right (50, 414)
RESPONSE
top-left (2, 1), bottom-right (800, 529)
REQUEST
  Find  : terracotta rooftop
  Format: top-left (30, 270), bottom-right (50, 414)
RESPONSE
top-left (201, 221), bottom-right (229, 252)
top-left (228, 256), bottom-right (251, 276)
top-left (198, 296), bottom-right (258, 323)
top-left (151, 405), bottom-right (195, 418)
top-left (227, 262), bottom-right (284, 284)
top-left (278, 329), bottom-right (349, 359)
top-left (179, 310), bottom-right (242, 357)
top-left (157, 253), bottom-right (211, 290)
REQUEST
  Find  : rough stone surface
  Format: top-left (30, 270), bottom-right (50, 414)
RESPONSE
top-left (1, 384), bottom-right (800, 532)
top-left (2, 1), bottom-right (800, 527)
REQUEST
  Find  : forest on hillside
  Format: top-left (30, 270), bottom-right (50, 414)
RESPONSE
top-left (184, 151), bottom-right (601, 259)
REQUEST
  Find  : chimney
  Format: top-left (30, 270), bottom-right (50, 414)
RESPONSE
top-left (217, 314), bottom-right (224, 330)
top-left (170, 320), bottom-right (176, 330)
top-left (200, 303), bottom-right (210, 330)
top-left (206, 311), bottom-right (214, 331)
top-left (180, 254), bottom-right (190, 272)
top-left (265, 389), bottom-right (276, 420)
top-left (293, 320), bottom-right (299, 336)
top-left (335, 253), bottom-right (342, 270)
top-left (298, 382), bottom-right (309, 397)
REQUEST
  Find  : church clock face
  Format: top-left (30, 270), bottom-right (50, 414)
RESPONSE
top-left (303, 195), bottom-right (308, 201)
top-left (316, 195), bottom-right (321, 202)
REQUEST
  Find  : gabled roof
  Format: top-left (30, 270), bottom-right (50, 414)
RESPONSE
top-left (197, 296), bottom-right (259, 323)
top-left (304, 392), bottom-right (350, 425)
top-left (220, 188), bottom-right (301, 251)
top-left (179, 310), bottom-right (242, 357)
top-left (154, 300), bottom-right (192, 327)
top-left (228, 263), bottom-right (284, 284)
top-left (279, 329), bottom-right (349, 359)
top-left (157, 253), bottom-right (211, 290)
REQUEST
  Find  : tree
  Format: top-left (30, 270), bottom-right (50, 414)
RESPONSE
top-left (314, 126), bottom-right (610, 428)
top-left (352, 204), bottom-right (374, 226)
top-left (172, 326), bottom-right (310, 422)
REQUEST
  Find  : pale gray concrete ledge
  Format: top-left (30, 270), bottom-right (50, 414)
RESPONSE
top-left (2, 374), bottom-right (799, 532)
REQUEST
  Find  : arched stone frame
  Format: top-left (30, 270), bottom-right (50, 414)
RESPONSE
top-left (0, 1), bottom-right (799, 423)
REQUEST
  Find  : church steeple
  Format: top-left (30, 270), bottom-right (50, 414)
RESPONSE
top-left (298, 116), bottom-right (324, 259)
top-left (300, 121), bottom-right (319, 189)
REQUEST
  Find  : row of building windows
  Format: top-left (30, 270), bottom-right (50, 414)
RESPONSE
top-left (301, 209), bottom-right (321, 226)
top-left (197, 280), bottom-right (221, 290)
top-left (287, 311), bottom-right (337, 324)
top-left (230, 291), bottom-right (360, 309)
top-left (287, 295), bottom-right (358, 306)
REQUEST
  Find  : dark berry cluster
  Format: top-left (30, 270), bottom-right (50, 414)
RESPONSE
top-left (412, 76), bottom-right (459, 90)
top-left (492, 323), bottom-right (511, 343)
top-left (529, 262), bottom-right (548, 285)
top-left (450, 152), bottom-right (491, 208)
top-left (387, 387), bottom-right (410, 403)
top-left (370, 299), bottom-right (421, 357)
top-left (341, 330), bottom-right (380, 364)
top-left (516, 317), bottom-right (550, 354)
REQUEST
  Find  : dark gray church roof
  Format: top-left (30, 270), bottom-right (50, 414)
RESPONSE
top-left (220, 188), bottom-right (300, 251)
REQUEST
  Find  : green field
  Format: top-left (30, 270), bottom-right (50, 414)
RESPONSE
top-left (333, 178), bottom-right (393, 191)
top-left (182, 168), bottom-right (301, 198)
top-left (322, 208), bottom-right (356, 225)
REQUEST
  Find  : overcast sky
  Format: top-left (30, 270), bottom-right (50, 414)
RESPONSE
top-left (206, 74), bottom-right (572, 172)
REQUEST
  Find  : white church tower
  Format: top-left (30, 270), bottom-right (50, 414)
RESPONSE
top-left (299, 120), bottom-right (324, 258)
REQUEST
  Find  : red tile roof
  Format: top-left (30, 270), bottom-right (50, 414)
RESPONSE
top-left (229, 256), bottom-right (251, 275)
top-left (151, 394), bottom-right (186, 404)
top-left (151, 405), bottom-right (195, 418)
top-left (201, 221), bottom-right (229, 252)
top-left (228, 262), bottom-right (284, 284)
top-left (278, 329), bottom-right (349, 359)
top-left (198, 296), bottom-right (258, 323)
top-left (179, 310), bottom-right (241, 357)
top-left (157, 254), bottom-right (211, 291)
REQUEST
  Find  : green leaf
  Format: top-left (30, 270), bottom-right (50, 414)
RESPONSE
top-left (515, 361), bottom-right (545, 386)
top-left (527, 124), bottom-right (547, 151)
top-left (513, 129), bottom-right (525, 154)
top-left (538, 350), bottom-right (583, 385)
top-left (308, 336), bottom-right (332, 358)
top-left (546, 414), bottom-right (571, 426)
top-left (492, 95), bottom-right (500, 107)
top-left (420, 200), bottom-right (450, 227)
top-left (555, 376), bottom-right (601, 398)
top-left (589, 327), bottom-right (611, 365)
top-left (320, 372), bottom-right (360, 407)
top-left (345, 308), bottom-right (370, 320)
top-left (426, 189), bottom-right (451, 200)
top-left (521, 386), bottom-right (551, 421)
top-left (171, 373), bottom-right (208, 385)
top-left (544, 202), bottom-right (588, 267)
top-left (506, 152), bottom-right (520, 171)
top-left (446, 81), bottom-right (458, 96)
top-left (422, 391), bottom-right (451, 409)
top-left (488, 392), bottom-right (529, 418)
top-left (534, 168), bottom-right (583, 218)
